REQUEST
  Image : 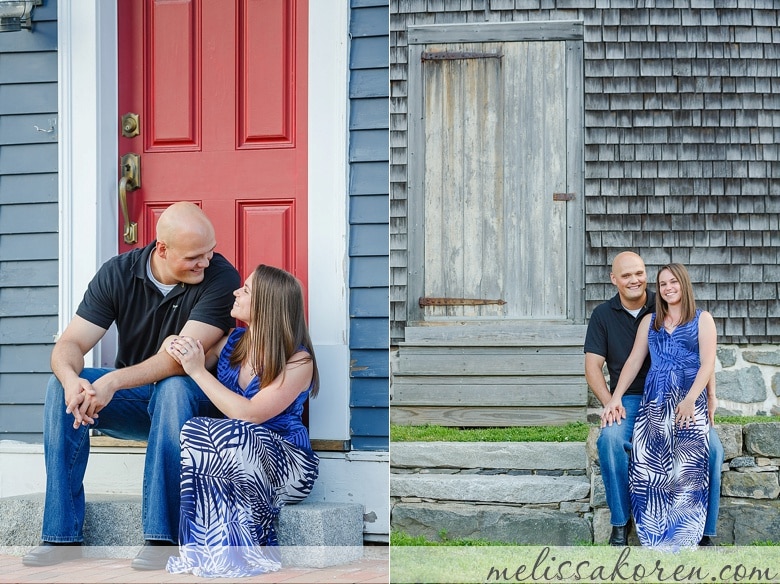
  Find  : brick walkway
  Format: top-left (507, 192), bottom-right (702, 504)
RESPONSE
top-left (0, 546), bottom-right (388, 584)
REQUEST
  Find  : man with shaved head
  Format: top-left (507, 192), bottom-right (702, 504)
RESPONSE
top-left (24, 202), bottom-right (240, 570)
top-left (584, 251), bottom-right (723, 547)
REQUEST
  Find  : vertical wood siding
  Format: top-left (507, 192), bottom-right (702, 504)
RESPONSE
top-left (349, 0), bottom-right (390, 451)
top-left (0, 0), bottom-right (59, 442)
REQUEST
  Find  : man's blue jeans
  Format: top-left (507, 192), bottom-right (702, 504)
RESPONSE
top-left (597, 394), bottom-right (724, 536)
top-left (41, 368), bottom-right (220, 543)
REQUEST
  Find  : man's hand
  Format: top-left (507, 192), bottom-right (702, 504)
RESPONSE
top-left (74, 375), bottom-right (117, 429)
top-left (707, 394), bottom-right (718, 426)
top-left (64, 378), bottom-right (97, 429)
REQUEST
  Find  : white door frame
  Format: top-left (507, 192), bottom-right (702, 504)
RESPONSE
top-left (57, 0), bottom-right (351, 441)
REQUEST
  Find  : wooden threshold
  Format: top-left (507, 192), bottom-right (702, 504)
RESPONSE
top-left (90, 435), bottom-right (350, 452)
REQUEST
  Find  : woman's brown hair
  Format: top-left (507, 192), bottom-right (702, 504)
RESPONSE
top-left (653, 262), bottom-right (697, 332)
top-left (230, 265), bottom-right (319, 397)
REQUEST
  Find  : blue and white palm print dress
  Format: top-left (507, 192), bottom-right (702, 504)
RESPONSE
top-left (167, 328), bottom-right (319, 578)
top-left (629, 310), bottom-right (709, 549)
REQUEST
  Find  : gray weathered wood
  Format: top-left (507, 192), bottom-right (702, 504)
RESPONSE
top-left (407, 21), bottom-right (584, 44)
top-left (392, 377), bottom-right (586, 406)
top-left (406, 23), bottom-right (584, 326)
top-left (398, 346), bottom-right (584, 375)
top-left (390, 405), bottom-right (585, 426)
top-left (403, 323), bottom-right (587, 345)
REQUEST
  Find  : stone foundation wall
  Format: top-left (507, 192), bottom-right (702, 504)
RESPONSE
top-left (587, 422), bottom-right (780, 544)
top-left (390, 423), bottom-right (780, 545)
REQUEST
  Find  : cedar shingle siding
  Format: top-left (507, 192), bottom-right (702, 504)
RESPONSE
top-left (390, 0), bottom-right (780, 344)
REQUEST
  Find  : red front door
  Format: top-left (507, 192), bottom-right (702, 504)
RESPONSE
top-left (117, 0), bottom-right (308, 289)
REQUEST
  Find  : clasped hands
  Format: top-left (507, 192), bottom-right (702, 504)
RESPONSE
top-left (600, 398), bottom-right (626, 428)
top-left (600, 396), bottom-right (703, 429)
top-left (166, 335), bottom-right (205, 375)
top-left (64, 377), bottom-right (112, 430)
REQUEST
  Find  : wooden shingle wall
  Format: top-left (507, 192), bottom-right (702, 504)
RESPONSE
top-left (349, 0), bottom-right (390, 450)
top-left (0, 0), bottom-right (59, 442)
top-left (390, 0), bottom-right (780, 344)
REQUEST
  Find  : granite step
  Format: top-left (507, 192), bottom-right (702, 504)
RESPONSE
top-left (0, 493), bottom-right (363, 568)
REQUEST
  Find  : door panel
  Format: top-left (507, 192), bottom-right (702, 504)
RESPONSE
top-left (422, 44), bottom-right (505, 319)
top-left (410, 35), bottom-right (580, 323)
top-left (117, 0), bottom-right (307, 290)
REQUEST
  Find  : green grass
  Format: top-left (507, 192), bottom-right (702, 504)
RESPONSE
top-left (390, 422), bottom-right (590, 443)
top-left (715, 415), bottom-right (780, 425)
top-left (391, 530), bottom-right (779, 547)
top-left (391, 531), bottom-right (506, 547)
top-left (390, 416), bottom-right (780, 442)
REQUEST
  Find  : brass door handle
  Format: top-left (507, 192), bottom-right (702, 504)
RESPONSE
top-left (119, 153), bottom-right (140, 244)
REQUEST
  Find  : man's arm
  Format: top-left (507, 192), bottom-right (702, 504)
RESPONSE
top-left (584, 352), bottom-right (611, 407)
top-left (707, 372), bottom-right (718, 426)
top-left (51, 315), bottom-right (108, 423)
top-left (80, 320), bottom-right (227, 422)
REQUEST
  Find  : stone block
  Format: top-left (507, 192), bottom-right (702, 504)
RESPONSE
top-left (716, 367), bottom-right (767, 403)
top-left (0, 494), bottom-right (364, 567)
top-left (391, 502), bottom-right (592, 546)
top-left (390, 442), bottom-right (587, 471)
top-left (718, 499), bottom-right (780, 545)
top-left (729, 455), bottom-right (755, 469)
top-left (715, 424), bottom-right (743, 460)
top-left (742, 349), bottom-right (780, 366)
top-left (744, 423), bottom-right (780, 457)
top-left (390, 474), bottom-right (590, 505)
top-left (717, 347), bottom-right (737, 368)
top-left (586, 427), bottom-right (600, 469)
top-left (590, 472), bottom-right (606, 508)
top-left (278, 502), bottom-right (364, 567)
top-left (721, 471), bottom-right (780, 499)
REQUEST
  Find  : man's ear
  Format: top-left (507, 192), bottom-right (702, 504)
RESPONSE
top-left (156, 240), bottom-right (168, 259)
top-left (609, 273), bottom-right (616, 286)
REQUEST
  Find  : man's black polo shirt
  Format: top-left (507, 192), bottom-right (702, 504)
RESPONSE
top-left (583, 290), bottom-right (656, 396)
top-left (76, 242), bottom-right (240, 368)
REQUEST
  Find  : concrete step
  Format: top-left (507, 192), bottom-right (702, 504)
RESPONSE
top-left (391, 441), bottom-right (587, 471)
top-left (391, 473), bottom-right (590, 505)
top-left (0, 493), bottom-right (363, 568)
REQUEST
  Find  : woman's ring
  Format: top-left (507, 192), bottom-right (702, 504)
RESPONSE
top-left (181, 348), bottom-right (188, 355)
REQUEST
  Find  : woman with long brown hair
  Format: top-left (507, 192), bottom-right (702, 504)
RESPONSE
top-left (164, 264), bottom-right (319, 577)
top-left (601, 263), bottom-right (716, 548)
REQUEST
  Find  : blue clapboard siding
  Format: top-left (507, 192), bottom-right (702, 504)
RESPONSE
top-left (348, 1), bottom-right (389, 451)
top-left (0, 0), bottom-right (59, 443)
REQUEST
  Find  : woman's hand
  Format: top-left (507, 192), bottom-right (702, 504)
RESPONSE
top-left (167, 336), bottom-right (206, 376)
top-left (675, 397), bottom-right (697, 429)
top-left (600, 397), bottom-right (625, 428)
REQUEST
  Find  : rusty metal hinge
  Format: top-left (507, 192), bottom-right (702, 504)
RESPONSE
top-left (421, 51), bottom-right (503, 61)
top-left (553, 192), bottom-right (575, 201)
top-left (420, 297), bottom-right (507, 307)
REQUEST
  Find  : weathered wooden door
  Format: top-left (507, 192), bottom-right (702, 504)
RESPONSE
top-left (117, 0), bottom-right (308, 286)
top-left (407, 23), bottom-right (584, 325)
